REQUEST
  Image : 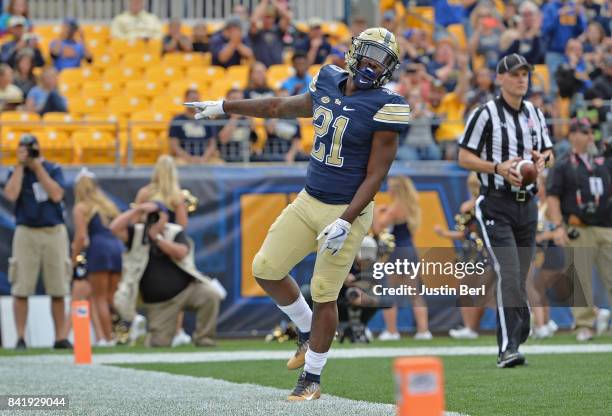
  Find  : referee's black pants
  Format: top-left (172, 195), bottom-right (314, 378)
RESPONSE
top-left (475, 192), bottom-right (537, 355)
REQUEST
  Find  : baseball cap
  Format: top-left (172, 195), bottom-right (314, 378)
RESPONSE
top-left (224, 15), bottom-right (242, 29)
top-left (496, 53), bottom-right (533, 74)
top-left (19, 134), bottom-right (38, 147)
top-left (64, 17), bottom-right (79, 28)
top-left (383, 10), bottom-right (395, 21)
top-left (8, 16), bottom-right (26, 28)
top-left (569, 117), bottom-right (592, 133)
top-left (308, 17), bottom-right (323, 29)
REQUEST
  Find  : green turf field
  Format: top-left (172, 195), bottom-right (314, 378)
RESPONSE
top-left (118, 352), bottom-right (612, 416)
top-left (1, 332), bottom-right (610, 356)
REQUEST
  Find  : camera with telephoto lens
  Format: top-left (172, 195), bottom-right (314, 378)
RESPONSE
top-left (19, 134), bottom-right (40, 159)
top-left (142, 202), bottom-right (167, 245)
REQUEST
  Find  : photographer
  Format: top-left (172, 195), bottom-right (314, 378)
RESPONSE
top-left (49, 18), bottom-right (93, 71)
top-left (546, 118), bottom-right (612, 341)
top-left (3, 134), bottom-right (71, 350)
top-left (110, 201), bottom-right (221, 347)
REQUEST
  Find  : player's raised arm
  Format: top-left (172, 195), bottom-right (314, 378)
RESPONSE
top-left (184, 91), bottom-right (313, 120)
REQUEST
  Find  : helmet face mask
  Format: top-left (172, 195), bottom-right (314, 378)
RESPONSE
top-left (346, 28), bottom-right (400, 89)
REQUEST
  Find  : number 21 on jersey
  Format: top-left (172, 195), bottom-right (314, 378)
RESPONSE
top-left (311, 106), bottom-right (348, 167)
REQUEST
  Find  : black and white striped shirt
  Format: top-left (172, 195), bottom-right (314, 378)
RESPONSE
top-left (458, 96), bottom-right (553, 191)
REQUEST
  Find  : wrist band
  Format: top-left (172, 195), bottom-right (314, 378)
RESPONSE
top-left (494, 163), bottom-right (499, 174)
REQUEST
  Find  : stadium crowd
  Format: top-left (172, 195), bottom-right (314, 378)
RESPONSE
top-left (0, 0), bottom-right (608, 164)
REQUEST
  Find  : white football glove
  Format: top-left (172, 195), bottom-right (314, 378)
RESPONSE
top-left (184, 100), bottom-right (225, 120)
top-left (317, 218), bottom-right (351, 256)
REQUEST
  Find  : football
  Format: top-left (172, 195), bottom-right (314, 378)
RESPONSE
top-left (514, 160), bottom-right (538, 186)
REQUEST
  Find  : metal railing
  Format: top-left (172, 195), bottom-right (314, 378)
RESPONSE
top-left (1, 114), bottom-right (610, 167)
top-left (28, 0), bottom-right (348, 22)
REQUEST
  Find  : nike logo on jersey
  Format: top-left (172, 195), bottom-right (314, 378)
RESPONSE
top-left (343, 106), bottom-right (355, 111)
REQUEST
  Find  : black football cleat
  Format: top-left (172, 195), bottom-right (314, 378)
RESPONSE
top-left (497, 350), bottom-right (526, 368)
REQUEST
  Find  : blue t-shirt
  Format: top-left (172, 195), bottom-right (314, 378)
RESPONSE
top-left (305, 65), bottom-right (410, 204)
top-left (168, 114), bottom-right (217, 156)
top-left (26, 87), bottom-right (68, 113)
top-left (281, 74), bottom-right (313, 95)
top-left (542, 1), bottom-right (587, 53)
top-left (8, 161), bottom-right (65, 227)
top-left (50, 39), bottom-right (87, 71)
top-left (432, 0), bottom-right (465, 28)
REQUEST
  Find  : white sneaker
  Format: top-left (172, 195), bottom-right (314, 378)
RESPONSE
top-left (364, 328), bottom-right (373, 342)
top-left (449, 327), bottom-right (479, 340)
top-left (532, 325), bottom-right (553, 339)
top-left (596, 309), bottom-right (611, 335)
top-left (171, 329), bottom-right (192, 347)
top-left (378, 330), bottom-right (400, 341)
top-left (547, 319), bottom-right (559, 333)
top-left (129, 314), bottom-right (147, 343)
top-left (576, 328), bottom-right (594, 342)
top-left (96, 339), bottom-right (116, 347)
top-left (414, 331), bottom-right (433, 340)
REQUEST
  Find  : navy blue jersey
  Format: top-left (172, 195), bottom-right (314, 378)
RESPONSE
top-left (305, 65), bottom-right (410, 204)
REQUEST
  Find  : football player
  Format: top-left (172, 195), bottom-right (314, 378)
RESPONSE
top-left (185, 28), bottom-right (410, 400)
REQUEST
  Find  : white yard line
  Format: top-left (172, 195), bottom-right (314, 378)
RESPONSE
top-left (0, 359), bottom-right (467, 416)
top-left (2, 343), bottom-right (611, 365)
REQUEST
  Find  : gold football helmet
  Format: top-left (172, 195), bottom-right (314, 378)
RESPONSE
top-left (345, 27), bottom-right (400, 88)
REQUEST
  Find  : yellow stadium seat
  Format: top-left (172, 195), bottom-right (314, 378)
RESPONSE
top-left (34, 130), bottom-right (74, 164)
top-left (225, 65), bottom-right (249, 88)
top-left (0, 112), bottom-right (41, 134)
top-left (150, 95), bottom-right (185, 115)
top-left (42, 112), bottom-right (79, 135)
top-left (446, 24), bottom-right (467, 51)
top-left (185, 66), bottom-right (225, 85)
top-left (58, 81), bottom-right (81, 98)
top-left (166, 80), bottom-right (202, 96)
top-left (107, 96), bottom-right (150, 118)
top-left (74, 131), bottom-right (117, 165)
top-left (68, 97), bottom-right (107, 117)
top-left (58, 67), bottom-right (101, 86)
top-left (130, 111), bottom-right (169, 133)
top-left (145, 66), bottom-right (184, 85)
top-left (103, 66), bottom-right (143, 85)
top-left (82, 24), bottom-right (110, 41)
top-left (405, 6), bottom-right (434, 34)
top-left (81, 81), bottom-right (119, 100)
top-left (92, 52), bottom-right (119, 70)
top-left (85, 38), bottom-right (108, 57)
top-left (308, 65), bottom-right (322, 77)
top-left (298, 118), bottom-right (314, 154)
top-left (121, 52), bottom-right (161, 69)
top-left (33, 24), bottom-right (62, 40)
top-left (0, 131), bottom-right (21, 165)
top-left (109, 38), bottom-right (161, 58)
top-left (81, 114), bottom-right (120, 134)
top-left (532, 64), bottom-right (550, 95)
top-left (162, 52), bottom-right (208, 69)
top-left (124, 80), bottom-right (164, 99)
top-left (131, 131), bottom-right (163, 165)
top-left (267, 64), bottom-right (294, 89)
top-left (322, 22), bottom-right (350, 43)
top-left (202, 82), bottom-right (235, 100)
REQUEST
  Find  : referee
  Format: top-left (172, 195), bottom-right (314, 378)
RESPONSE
top-left (458, 53), bottom-right (554, 368)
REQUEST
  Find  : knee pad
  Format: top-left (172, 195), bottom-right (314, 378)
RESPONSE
top-left (252, 252), bottom-right (285, 281)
